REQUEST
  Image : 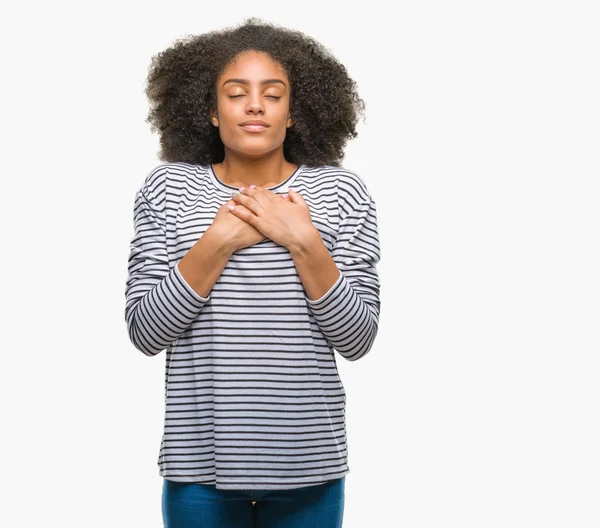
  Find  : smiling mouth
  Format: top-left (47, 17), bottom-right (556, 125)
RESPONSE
top-left (240, 124), bottom-right (268, 132)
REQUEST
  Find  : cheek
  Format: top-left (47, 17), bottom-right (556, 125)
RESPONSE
top-left (217, 110), bottom-right (244, 139)
top-left (218, 103), bottom-right (237, 124)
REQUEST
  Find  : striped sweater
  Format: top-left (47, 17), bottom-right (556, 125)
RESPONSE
top-left (124, 162), bottom-right (381, 490)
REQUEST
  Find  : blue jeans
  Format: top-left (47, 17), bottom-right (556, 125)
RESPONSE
top-left (162, 476), bottom-right (345, 527)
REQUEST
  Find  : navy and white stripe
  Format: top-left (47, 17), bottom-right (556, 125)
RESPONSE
top-left (124, 162), bottom-right (381, 490)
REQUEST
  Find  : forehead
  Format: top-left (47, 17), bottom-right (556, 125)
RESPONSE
top-left (218, 51), bottom-right (288, 84)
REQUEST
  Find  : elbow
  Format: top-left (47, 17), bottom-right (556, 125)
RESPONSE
top-left (131, 333), bottom-right (164, 357)
top-left (126, 316), bottom-right (164, 357)
top-left (339, 320), bottom-right (379, 362)
top-left (344, 300), bottom-right (379, 362)
top-left (133, 340), bottom-right (163, 358)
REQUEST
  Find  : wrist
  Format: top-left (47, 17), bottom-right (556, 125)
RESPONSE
top-left (287, 227), bottom-right (321, 256)
top-left (204, 226), bottom-right (236, 256)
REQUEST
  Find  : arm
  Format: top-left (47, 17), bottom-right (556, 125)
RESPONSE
top-left (124, 187), bottom-right (232, 357)
top-left (288, 196), bottom-right (381, 361)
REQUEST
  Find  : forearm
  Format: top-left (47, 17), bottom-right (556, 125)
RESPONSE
top-left (177, 226), bottom-right (234, 298)
top-left (126, 227), bottom-right (233, 357)
top-left (288, 228), bottom-right (341, 301)
top-left (288, 228), bottom-right (378, 361)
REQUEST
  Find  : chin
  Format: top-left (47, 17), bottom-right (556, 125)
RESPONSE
top-left (226, 142), bottom-right (282, 158)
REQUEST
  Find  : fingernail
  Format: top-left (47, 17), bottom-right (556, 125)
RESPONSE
top-left (239, 186), bottom-right (245, 192)
top-left (283, 193), bottom-right (288, 199)
top-left (228, 205), bottom-right (235, 211)
top-left (249, 184), bottom-right (256, 189)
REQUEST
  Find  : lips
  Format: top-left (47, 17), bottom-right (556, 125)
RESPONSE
top-left (240, 121), bottom-right (269, 132)
top-left (239, 120), bottom-right (270, 127)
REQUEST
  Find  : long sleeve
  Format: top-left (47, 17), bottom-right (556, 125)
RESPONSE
top-left (124, 182), bottom-right (211, 357)
top-left (304, 193), bottom-right (381, 361)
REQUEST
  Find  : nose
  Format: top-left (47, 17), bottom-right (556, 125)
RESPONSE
top-left (245, 92), bottom-right (264, 114)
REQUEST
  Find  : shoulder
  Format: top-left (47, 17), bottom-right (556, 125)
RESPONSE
top-left (139, 162), bottom-right (204, 198)
top-left (302, 164), bottom-right (373, 210)
top-left (141, 161), bottom-right (202, 188)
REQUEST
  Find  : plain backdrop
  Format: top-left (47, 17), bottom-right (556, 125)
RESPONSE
top-left (1, 1), bottom-right (598, 527)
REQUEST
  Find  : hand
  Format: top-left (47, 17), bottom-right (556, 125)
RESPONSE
top-left (210, 199), bottom-right (266, 252)
top-left (229, 185), bottom-right (316, 249)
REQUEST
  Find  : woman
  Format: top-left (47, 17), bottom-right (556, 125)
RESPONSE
top-left (125, 17), bottom-right (381, 528)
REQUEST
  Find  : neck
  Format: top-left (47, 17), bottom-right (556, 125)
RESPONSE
top-left (213, 151), bottom-right (298, 188)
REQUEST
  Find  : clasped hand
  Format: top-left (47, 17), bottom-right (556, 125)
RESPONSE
top-left (228, 185), bottom-right (315, 249)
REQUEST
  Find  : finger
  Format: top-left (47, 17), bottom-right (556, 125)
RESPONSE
top-left (287, 189), bottom-right (305, 205)
top-left (228, 202), bottom-right (259, 226)
top-left (241, 185), bottom-right (276, 204)
top-left (228, 202), bottom-right (247, 214)
top-left (232, 192), bottom-right (262, 214)
top-left (258, 187), bottom-right (278, 200)
top-left (238, 187), bottom-right (271, 209)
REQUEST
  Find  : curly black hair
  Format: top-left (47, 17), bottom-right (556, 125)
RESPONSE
top-left (144, 17), bottom-right (366, 167)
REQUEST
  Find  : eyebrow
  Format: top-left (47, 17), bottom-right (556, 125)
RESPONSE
top-left (222, 78), bottom-right (287, 88)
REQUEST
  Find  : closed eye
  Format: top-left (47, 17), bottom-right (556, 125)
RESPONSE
top-left (228, 95), bottom-right (281, 99)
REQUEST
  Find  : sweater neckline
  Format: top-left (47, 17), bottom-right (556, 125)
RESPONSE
top-left (208, 163), bottom-right (304, 193)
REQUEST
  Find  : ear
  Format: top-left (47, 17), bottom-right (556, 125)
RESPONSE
top-left (287, 114), bottom-right (293, 128)
top-left (210, 109), bottom-right (219, 127)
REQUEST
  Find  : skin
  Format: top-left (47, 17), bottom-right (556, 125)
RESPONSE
top-left (145, 21), bottom-right (365, 166)
top-left (209, 50), bottom-right (297, 188)
top-left (205, 50), bottom-right (341, 301)
top-left (227, 184), bottom-right (342, 302)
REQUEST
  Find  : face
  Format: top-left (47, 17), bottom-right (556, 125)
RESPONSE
top-left (211, 50), bottom-right (293, 158)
